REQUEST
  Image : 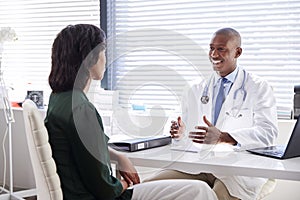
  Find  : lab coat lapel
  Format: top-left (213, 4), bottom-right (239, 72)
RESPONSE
top-left (207, 76), bottom-right (216, 122)
top-left (204, 75), bottom-right (215, 123)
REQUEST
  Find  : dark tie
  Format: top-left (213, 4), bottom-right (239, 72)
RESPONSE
top-left (214, 78), bottom-right (227, 125)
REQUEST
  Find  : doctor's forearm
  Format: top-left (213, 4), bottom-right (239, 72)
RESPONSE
top-left (219, 132), bottom-right (238, 145)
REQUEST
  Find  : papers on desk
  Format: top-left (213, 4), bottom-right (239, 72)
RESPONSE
top-left (171, 140), bottom-right (234, 153)
top-left (171, 142), bottom-right (199, 153)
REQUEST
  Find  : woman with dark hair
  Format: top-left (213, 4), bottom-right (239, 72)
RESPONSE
top-left (45, 24), bottom-right (217, 200)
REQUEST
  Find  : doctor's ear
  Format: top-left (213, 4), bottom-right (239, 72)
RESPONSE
top-left (235, 47), bottom-right (242, 58)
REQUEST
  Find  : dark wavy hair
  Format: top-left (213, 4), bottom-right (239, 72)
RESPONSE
top-left (49, 24), bottom-right (106, 92)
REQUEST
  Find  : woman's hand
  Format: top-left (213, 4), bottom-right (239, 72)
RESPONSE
top-left (109, 147), bottom-right (140, 185)
top-left (120, 179), bottom-right (129, 192)
top-left (118, 154), bottom-right (140, 185)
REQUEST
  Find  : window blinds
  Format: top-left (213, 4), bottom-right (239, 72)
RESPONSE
top-left (0, 0), bottom-right (100, 103)
top-left (106, 0), bottom-right (300, 118)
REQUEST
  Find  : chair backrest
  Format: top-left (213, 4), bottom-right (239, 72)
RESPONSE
top-left (22, 99), bottom-right (63, 200)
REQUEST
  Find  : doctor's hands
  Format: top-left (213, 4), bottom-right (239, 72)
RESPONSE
top-left (189, 116), bottom-right (221, 144)
top-left (189, 116), bottom-right (238, 145)
top-left (170, 116), bottom-right (186, 139)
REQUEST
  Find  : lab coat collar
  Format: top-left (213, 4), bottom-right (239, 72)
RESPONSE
top-left (213, 66), bottom-right (239, 87)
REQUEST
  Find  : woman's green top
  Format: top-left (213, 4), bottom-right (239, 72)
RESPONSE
top-left (45, 90), bottom-right (132, 200)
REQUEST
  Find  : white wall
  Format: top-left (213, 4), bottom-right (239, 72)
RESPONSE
top-left (0, 108), bottom-right (36, 189)
top-left (264, 179), bottom-right (300, 200)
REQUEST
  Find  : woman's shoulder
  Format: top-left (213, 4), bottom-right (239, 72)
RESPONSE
top-left (70, 90), bottom-right (94, 108)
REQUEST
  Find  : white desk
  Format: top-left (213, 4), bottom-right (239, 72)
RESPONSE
top-left (125, 145), bottom-right (300, 181)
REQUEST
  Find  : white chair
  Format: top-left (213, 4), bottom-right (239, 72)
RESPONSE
top-left (23, 99), bottom-right (63, 200)
top-left (258, 179), bottom-right (276, 200)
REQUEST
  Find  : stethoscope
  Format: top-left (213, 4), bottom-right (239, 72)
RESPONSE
top-left (200, 69), bottom-right (248, 117)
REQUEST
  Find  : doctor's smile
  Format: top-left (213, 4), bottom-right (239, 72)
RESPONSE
top-left (210, 59), bottom-right (223, 65)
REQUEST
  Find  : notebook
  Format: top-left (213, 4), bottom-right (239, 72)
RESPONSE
top-left (108, 135), bottom-right (172, 152)
top-left (247, 118), bottom-right (300, 159)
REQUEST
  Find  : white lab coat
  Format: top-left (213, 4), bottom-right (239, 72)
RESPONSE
top-left (181, 68), bottom-right (278, 200)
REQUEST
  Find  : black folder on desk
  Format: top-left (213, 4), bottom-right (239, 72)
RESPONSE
top-left (109, 135), bottom-right (171, 152)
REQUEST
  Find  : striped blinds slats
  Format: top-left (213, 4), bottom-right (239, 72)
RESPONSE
top-left (0, 0), bottom-right (100, 103)
top-left (106, 0), bottom-right (300, 118)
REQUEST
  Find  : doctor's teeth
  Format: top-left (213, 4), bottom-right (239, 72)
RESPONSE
top-left (213, 60), bottom-right (221, 64)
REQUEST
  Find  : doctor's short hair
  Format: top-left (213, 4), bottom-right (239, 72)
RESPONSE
top-left (49, 24), bottom-right (106, 93)
top-left (214, 27), bottom-right (241, 47)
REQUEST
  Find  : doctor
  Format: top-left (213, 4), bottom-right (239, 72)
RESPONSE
top-left (145, 28), bottom-right (278, 200)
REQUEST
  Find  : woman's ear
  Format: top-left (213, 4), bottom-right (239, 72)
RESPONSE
top-left (235, 47), bottom-right (242, 58)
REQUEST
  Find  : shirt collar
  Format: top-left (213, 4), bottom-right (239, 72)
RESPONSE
top-left (213, 66), bottom-right (239, 87)
top-left (225, 66), bottom-right (239, 83)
